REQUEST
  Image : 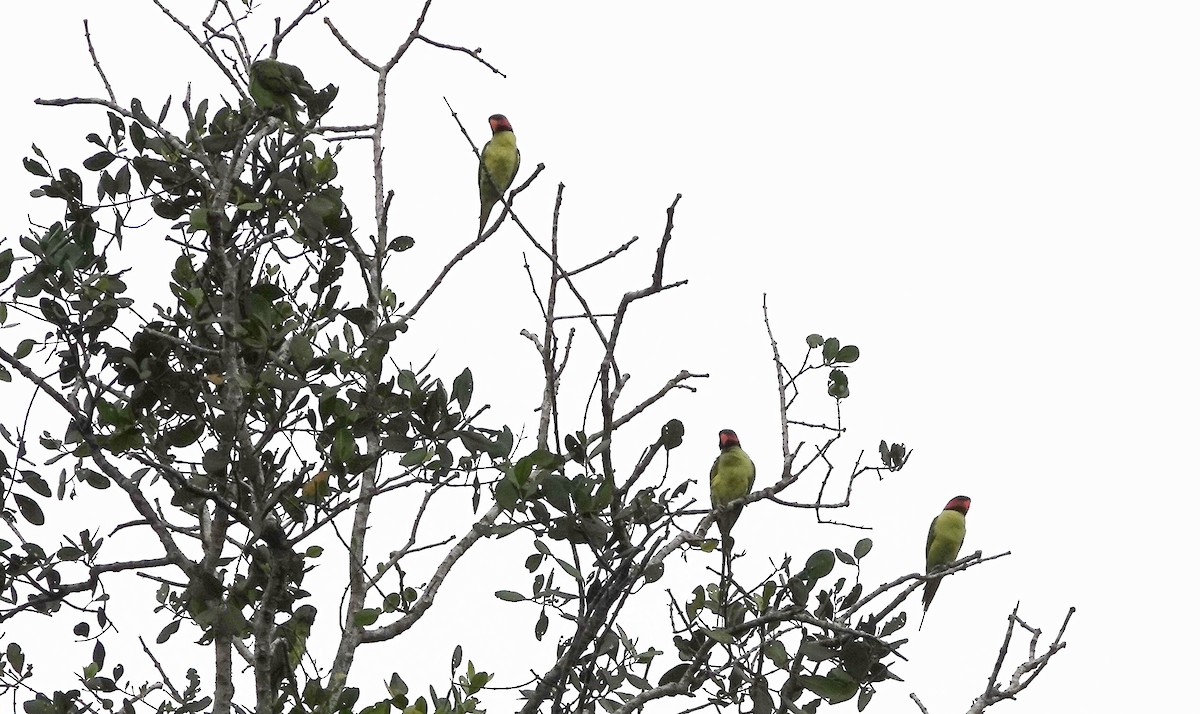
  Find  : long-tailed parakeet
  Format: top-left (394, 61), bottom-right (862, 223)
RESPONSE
top-left (249, 59), bottom-right (315, 126)
top-left (709, 429), bottom-right (756, 560)
top-left (478, 114), bottom-right (520, 233)
top-left (270, 604), bottom-right (317, 694)
top-left (920, 495), bottom-right (971, 629)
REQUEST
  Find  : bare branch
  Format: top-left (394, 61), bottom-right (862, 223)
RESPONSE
top-left (962, 604), bottom-right (1075, 713)
top-left (415, 35), bottom-right (506, 76)
top-left (82, 20), bottom-right (116, 103)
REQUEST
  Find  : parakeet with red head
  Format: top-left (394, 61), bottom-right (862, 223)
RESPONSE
top-left (709, 429), bottom-right (756, 560)
top-left (921, 495), bottom-right (971, 629)
top-left (478, 114), bottom-right (520, 233)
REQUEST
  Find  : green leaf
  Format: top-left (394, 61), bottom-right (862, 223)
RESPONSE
top-left (840, 583), bottom-right (862, 611)
top-left (534, 609), bottom-right (548, 640)
top-left (452, 368), bottom-right (473, 410)
top-left (853, 538), bottom-right (873, 560)
top-left (21, 471), bottom-right (51, 497)
top-left (291, 333), bottom-right (314, 374)
top-left (857, 687), bottom-right (874, 712)
top-left (83, 151), bottom-right (116, 171)
top-left (23, 698), bottom-right (57, 714)
top-left (836, 345), bottom-right (860, 363)
top-left (57, 546), bottom-right (85, 561)
top-left (524, 553), bottom-right (543, 572)
top-left (822, 337), bottom-right (840, 363)
top-left (880, 612), bottom-right (907, 637)
top-left (799, 640), bottom-right (837, 662)
top-left (13, 339), bottom-right (35, 360)
top-left (797, 669), bottom-right (858, 704)
top-left (156, 619), bottom-right (180, 644)
top-left (14, 494), bottom-right (44, 526)
top-left (827, 369), bottom-right (849, 399)
top-left (332, 427), bottom-right (354, 463)
top-left (660, 419), bottom-right (684, 449)
top-left (835, 548), bottom-right (855, 566)
top-left (23, 158), bottom-right (49, 177)
top-left (399, 447), bottom-right (430, 467)
top-left (764, 640), bottom-right (789, 669)
top-left (6, 643), bottom-right (24, 672)
top-left (341, 306), bottom-right (372, 330)
top-left (657, 663), bottom-right (691, 686)
top-left (164, 419), bottom-right (204, 447)
top-left (700, 627), bottom-right (734, 644)
top-left (806, 334), bottom-right (824, 348)
top-left (354, 608), bottom-right (380, 626)
top-left (802, 549), bottom-right (835, 580)
top-left (387, 235), bottom-right (415, 252)
top-left (494, 590), bottom-right (525, 602)
top-left (494, 478), bottom-right (519, 510)
top-left (553, 556), bottom-right (581, 580)
top-left (751, 679), bottom-right (774, 714)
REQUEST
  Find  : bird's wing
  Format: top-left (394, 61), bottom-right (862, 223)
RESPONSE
top-left (924, 515), bottom-right (938, 568)
top-left (478, 139), bottom-right (494, 186)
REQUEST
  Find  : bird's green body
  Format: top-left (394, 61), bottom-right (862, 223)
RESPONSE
top-left (270, 604), bottom-right (316, 695)
top-left (921, 495), bottom-right (970, 629)
top-left (249, 59), bottom-right (314, 126)
top-left (478, 114), bottom-right (520, 232)
top-left (709, 430), bottom-right (755, 557)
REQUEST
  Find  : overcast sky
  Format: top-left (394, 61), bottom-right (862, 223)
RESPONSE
top-left (2, 2), bottom-right (1197, 712)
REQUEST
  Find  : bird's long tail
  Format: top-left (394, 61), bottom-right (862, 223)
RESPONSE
top-left (719, 529), bottom-right (734, 622)
top-left (919, 580), bottom-right (940, 631)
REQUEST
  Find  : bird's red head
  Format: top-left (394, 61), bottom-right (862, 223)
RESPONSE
top-left (718, 429), bottom-right (741, 449)
top-left (488, 114), bottom-right (513, 134)
top-left (944, 495), bottom-right (971, 514)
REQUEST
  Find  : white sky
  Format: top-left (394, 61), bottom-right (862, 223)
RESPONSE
top-left (2, 1), bottom-right (1197, 712)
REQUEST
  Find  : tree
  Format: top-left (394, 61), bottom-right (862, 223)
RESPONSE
top-left (0, 3), bottom-right (1072, 714)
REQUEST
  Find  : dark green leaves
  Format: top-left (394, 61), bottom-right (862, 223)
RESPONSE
top-left (14, 495), bottom-right (44, 526)
top-left (879, 441), bottom-right (907, 469)
top-left (827, 369), bottom-right (849, 399)
top-left (802, 550), bottom-right (836, 580)
top-left (452, 368), bottom-right (473, 410)
top-left (82, 151), bottom-right (116, 172)
top-left (796, 668), bottom-right (858, 704)
top-left (6, 643), bottom-right (24, 672)
top-left (155, 619), bottom-right (180, 644)
top-left (660, 419), bottom-right (684, 449)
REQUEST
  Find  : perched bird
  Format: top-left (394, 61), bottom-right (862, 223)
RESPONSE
top-left (300, 470), bottom-right (331, 503)
top-left (477, 114), bottom-right (520, 233)
top-left (249, 59), bottom-right (315, 126)
top-left (270, 604), bottom-right (317, 696)
top-left (921, 495), bottom-right (971, 629)
top-left (709, 429), bottom-right (756, 560)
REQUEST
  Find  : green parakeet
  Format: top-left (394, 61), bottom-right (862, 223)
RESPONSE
top-left (920, 495), bottom-right (971, 629)
top-left (478, 114), bottom-right (520, 233)
top-left (270, 604), bottom-right (317, 694)
top-left (249, 59), bottom-right (315, 126)
top-left (709, 429), bottom-right (756, 559)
